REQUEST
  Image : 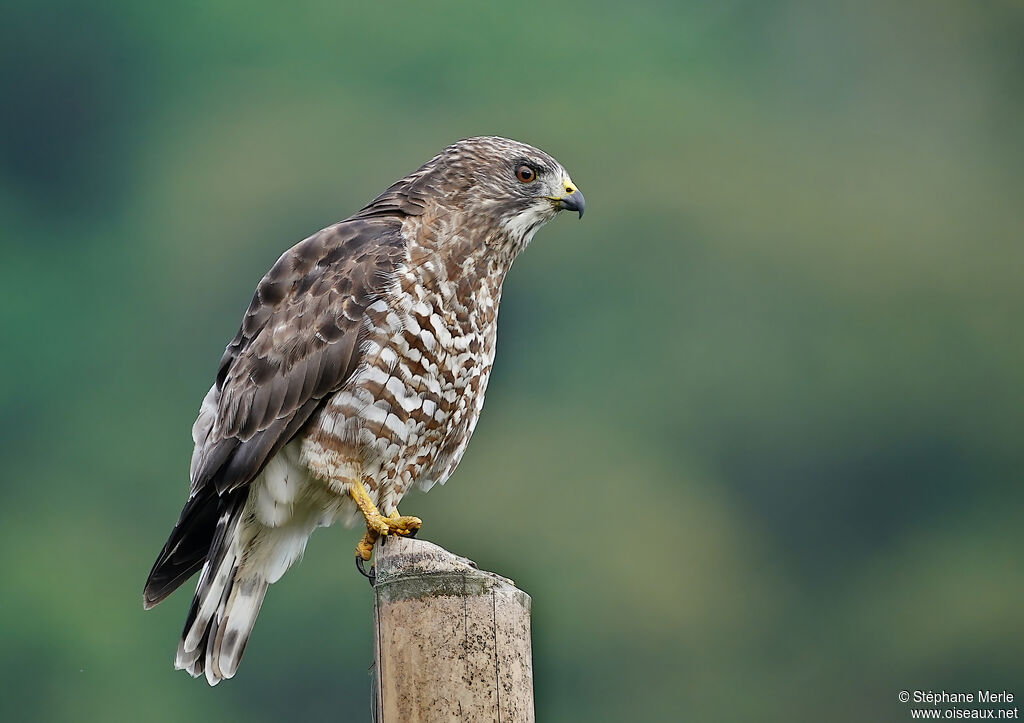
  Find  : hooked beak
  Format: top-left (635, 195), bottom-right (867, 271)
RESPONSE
top-left (549, 182), bottom-right (586, 219)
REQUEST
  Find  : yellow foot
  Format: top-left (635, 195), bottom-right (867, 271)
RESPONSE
top-left (348, 479), bottom-right (422, 564)
top-left (354, 510), bottom-right (422, 561)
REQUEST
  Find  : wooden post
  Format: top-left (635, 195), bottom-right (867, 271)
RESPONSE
top-left (371, 537), bottom-right (535, 722)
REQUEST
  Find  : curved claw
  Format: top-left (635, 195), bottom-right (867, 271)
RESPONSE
top-left (355, 555), bottom-right (376, 586)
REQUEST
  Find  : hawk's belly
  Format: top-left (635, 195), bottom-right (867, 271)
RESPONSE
top-left (299, 284), bottom-right (498, 512)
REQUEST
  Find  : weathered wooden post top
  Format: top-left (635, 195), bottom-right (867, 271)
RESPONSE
top-left (371, 537), bottom-right (535, 722)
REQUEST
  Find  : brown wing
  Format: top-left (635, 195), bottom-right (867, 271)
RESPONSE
top-left (144, 215), bottom-right (407, 607)
top-left (193, 215), bottom-right (407, 493)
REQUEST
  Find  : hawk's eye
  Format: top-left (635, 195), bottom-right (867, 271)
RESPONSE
top-left (515, 165), bottom-right (536, 183)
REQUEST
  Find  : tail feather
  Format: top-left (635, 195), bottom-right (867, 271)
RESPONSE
top-left (176, 569), bottom-right (270, 685)
top-left (208, 577), bottom-right (269, 682)
top-left (173, 506), bottom-right (290, 685)
top-left (174, 574), bottom-right (227, 679)
top-left (180, 501), bottom-right (243, 654)
top-left (150, 450), bottom-right (328, 684)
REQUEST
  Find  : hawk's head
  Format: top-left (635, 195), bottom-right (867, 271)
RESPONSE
top-left (424, 136), bottom-right (585, 246)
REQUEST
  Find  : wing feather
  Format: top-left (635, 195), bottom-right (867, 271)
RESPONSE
top-left (145, 216), bottom-right (407, 605)
top-left (202, 218), bottom-right (406, 489)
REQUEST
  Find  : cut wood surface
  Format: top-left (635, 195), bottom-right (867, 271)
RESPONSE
top-left (371, 537), bottom-right (535, 723)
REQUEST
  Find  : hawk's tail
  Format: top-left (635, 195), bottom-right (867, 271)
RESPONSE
top-left (172, 490), bottom-right (320, 685)
top-left (173, 504), bottom-right (268, 686)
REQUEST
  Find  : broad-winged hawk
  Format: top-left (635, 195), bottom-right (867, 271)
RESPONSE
top-left (142, 136), bottom-right (584, 684)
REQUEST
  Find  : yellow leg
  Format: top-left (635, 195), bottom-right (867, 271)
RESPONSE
top-left (348, 480), bottom-right (422, 561)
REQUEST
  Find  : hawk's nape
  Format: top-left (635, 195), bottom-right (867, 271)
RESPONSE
top-left (143, 136), bottom-right (584, 684)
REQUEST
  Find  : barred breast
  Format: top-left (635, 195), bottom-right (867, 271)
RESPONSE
top-left (299, 235), bottom-right (503, 514)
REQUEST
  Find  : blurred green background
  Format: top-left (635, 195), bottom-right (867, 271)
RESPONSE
top-left (2, 1), bottom-right (1022, 721)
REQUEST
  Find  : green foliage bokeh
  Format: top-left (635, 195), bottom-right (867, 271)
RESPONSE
top-left (1, 1), bottom-right (1022, 721)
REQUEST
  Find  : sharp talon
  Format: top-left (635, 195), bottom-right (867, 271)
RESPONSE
top-left (346, 483), bottom-right (421, 574)
top-left (355, 555), bottom-right (376, 585)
